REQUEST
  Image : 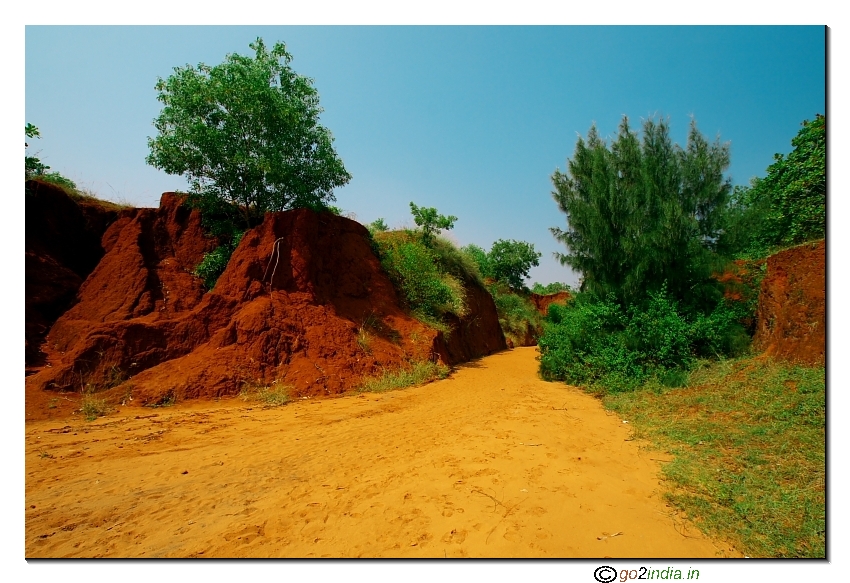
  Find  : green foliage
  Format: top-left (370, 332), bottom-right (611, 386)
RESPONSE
top-left (486, 239), bottom-right (541, 290)
top-left (39, 171), bottom-right (77, 191)
top-left (25, 123), bottom-right (39, 139)
top-left (194, 232), bottom-right (244, 290)
top-left (460, 242), bottom-right (542, 343)
top-left (429, 236), bottom-right (484, 286)
top-left (409, 202), bottom-right (457, 246)
top-left (460, 239), bottom-right (540, 291)
top-left (538, 289), bottom-right (749, 393)
top-left (461, 244), bottom-right (490, 277)
top-left (722, 115), bottom-right (825, 259)
top-left (487, 282), bottom-right (541, 347)
top-left (25, 123), bottom-right (85, 194)
top-left (551, 116), bottom-right (730, 311)
top-left (372, 231), bottom-right (468, 327)
top-left (531, 281), bottom-right (572, 295)
top-left (367, 218), bottom-right (389, 234)
top-left (146, 38), bottom-right (351, 231)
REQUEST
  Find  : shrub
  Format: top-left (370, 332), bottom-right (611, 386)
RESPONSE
top-left (461, 244), bottom-right (490, 278)
top-left (367, 218), bottom-right (388, 234)
top-left (194, 232), bottom-right (244, 290)
top-left (538, 289), bottom-right (749, 394)
top-left (460, 240), bottom-right (540, 291)
top-left (39, 171), bottom-right (77, 191)
top-left (430, 236), bottom-right (484, 286)
top-left (372, 231), bottom-right (468, 328)
top-left (487, 239), bottom-right (541, 290)
top-left (688, 302), bottom-right (751, 359)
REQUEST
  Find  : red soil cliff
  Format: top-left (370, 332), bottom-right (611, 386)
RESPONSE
top-left (530, 291), bottom-right (571, 316)
top-left (27, 193), bottom-right (505, 405)
top-left (753, 239), bottom-right (825, 366)
top-left (25, 180), bottom-right (124, 366)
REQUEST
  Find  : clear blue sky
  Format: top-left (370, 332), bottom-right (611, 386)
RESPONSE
top-left (25, 26), bottom-right (825, 287)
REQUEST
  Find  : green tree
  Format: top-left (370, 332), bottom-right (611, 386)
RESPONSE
top-left (146, 38), bottom-right (351, 234)
top-left (409, 202), bottom-right (457, 246)
top-left (461, 244), bottom-right (491, 278)
top-left (531, 282), bottom-right (572, 295)
top-left (551, 116), bottom-right (731, 310)
top-left (722, 114), bottom-right (825, 258)
top-left (487, 239), bottom-right (541, 290)
top-left (367, 218), bottom-right (389, 234)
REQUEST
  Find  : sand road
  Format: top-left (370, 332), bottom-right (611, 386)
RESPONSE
top-left (25, 347), bottom-right (739, 558)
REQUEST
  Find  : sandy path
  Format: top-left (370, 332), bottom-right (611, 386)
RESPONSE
top-left (25, 347), bottom-right (739, 558)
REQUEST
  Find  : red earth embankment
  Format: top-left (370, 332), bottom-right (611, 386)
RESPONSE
top-left (753, 239), bottom-right (825, 365)
top-left (530, 291), bottom-right (571, 316)
top-left (25, 180), bottom-right (125, 366)
top-left (26, 191), bottom-right (505, 413)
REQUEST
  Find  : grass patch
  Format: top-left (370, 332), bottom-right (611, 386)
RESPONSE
top-left (603, 356), bottom-right (825, 557)
top-left (356, 327), bottom-right (373, 354)
top-left (358, 361), bottom-right (450, 393)
top-left (27, 176), bottom-right (131, 211)
top-left (80, 393), bottom-right (112, 421)
top-left (240, 380), bottom-right (292, 407)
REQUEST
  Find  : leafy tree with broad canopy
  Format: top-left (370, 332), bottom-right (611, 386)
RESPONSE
top-left (721, 114), bottom-right (825, 259)
top-left (146, 38), bottom-right (351, 237)
top-left (487, 239), bottom-right (541, 290)
top-left (462, 240), bottom-right (541, 290)
top-left (551, 116), bottom-right (731, 311)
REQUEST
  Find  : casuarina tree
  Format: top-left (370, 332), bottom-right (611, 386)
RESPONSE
top-left (551, 116), bottom-right (731, 311)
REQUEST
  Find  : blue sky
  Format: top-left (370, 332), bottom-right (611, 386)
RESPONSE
top-left (25, 25), bottom-right (825, 286)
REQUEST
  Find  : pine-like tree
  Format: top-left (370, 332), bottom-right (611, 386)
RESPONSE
top-left (551, 116), bottom-right (731, 310)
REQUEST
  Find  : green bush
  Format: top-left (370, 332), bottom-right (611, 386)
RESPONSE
top-left (688, 302), bottom-right (751, 359)
top-left (39, 171), bottom-right (77, 191)
top-left (194, 232), bottom-right (244, 290)
top-left (367, 218), bottom-right (388, 234)
top-left (372, 231), bottom-right (468, 328)
top-left (538, 289), bottom-right (750, 394)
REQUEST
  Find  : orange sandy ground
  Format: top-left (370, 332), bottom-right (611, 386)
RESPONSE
top-left (25, 347), bottom-right (740, 558)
